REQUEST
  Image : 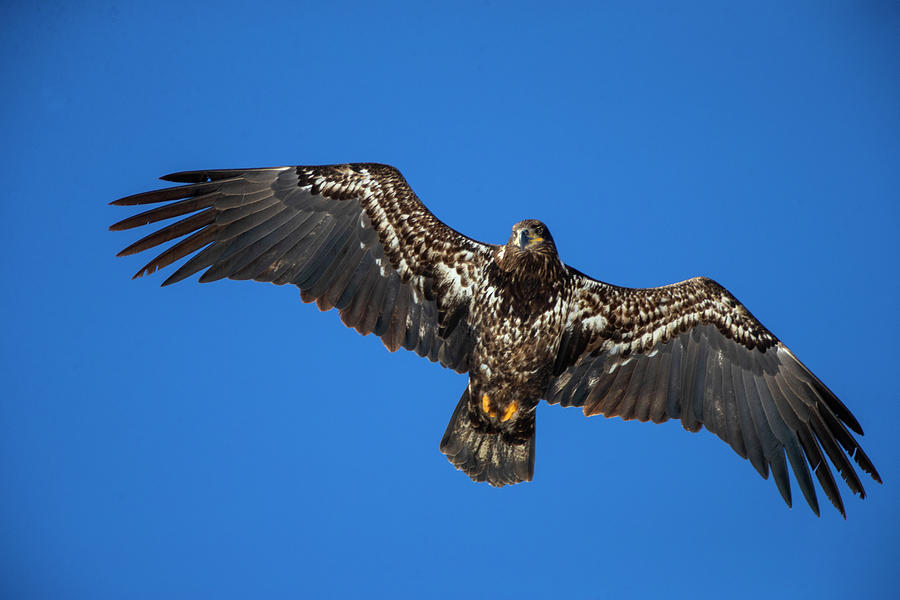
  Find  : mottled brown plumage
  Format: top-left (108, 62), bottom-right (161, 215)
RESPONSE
top-left (111, 163), bottom-right (880, 516)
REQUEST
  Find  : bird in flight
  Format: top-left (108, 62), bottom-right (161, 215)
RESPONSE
top-left (111, 163), bottom-right (880, 516)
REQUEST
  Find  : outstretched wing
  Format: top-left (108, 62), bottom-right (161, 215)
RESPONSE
top-left (110, 163), bottom-right (492, 372)
top-left (547, 273), bottom-right (881, 516)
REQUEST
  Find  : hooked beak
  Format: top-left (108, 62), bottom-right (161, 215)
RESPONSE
top-left (518, 229), bottom-right (529, 249)
top-left (518, 229), bottom-right (543, 249)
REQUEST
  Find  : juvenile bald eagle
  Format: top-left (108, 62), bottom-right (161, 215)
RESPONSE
top-left (111, 163), bottom-right (880, 516)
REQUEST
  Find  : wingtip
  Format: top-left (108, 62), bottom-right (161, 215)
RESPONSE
top-left (829, 488), bottom-right (847, 519)
top-left (109, 220), bottom-right (132, 232)
top-left (843, 414), bottom-right (864, 437)
top-left (852, 446), bottom-right (882, 484)
top-left (867, 466), bottom-right (883, 485)
top-left (109, 194), bottom-right (153, 207)
top-left (160, 271), bottom-right (186, 287)
top-left (115, 239), bottom-right (145, 256)
top-left (160, 171), bottom-right (206, 183)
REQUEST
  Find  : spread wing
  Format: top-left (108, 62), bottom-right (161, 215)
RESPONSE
top-left (110, 163), bottom-right (492, 372)
top-left (547, 272), bottom-right (881, 516)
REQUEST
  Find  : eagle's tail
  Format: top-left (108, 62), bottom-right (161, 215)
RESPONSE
top-left (439, 388), bottom-right (535, 487)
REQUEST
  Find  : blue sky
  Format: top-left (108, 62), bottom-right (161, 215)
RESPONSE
top-left (2, 1), bottom-right (899, 598)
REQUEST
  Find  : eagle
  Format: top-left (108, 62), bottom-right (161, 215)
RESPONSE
top-left (111, 163), bottom-right (880, 516)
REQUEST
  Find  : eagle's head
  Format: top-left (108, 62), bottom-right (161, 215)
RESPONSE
top-left (509, 219), bottom-right (557, 255)
top-left (497, 219), bottom-right (562, 273)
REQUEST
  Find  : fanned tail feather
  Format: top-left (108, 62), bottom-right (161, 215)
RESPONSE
top-left (440, 389), bottom-right (535, 487)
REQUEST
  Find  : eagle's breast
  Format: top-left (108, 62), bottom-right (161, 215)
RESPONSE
top-left (469, 259), bottom-right (571, 397)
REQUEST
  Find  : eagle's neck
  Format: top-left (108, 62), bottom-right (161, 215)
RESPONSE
top-left (494, 243), bottom-right (566, 285)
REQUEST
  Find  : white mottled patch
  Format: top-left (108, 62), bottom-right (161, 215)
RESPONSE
top-left (441, 265), bottom-right (467, 297)
top-left (581, 313), bottom-right (608, 334)
top-left (639, 332), bottom-right (652, 349)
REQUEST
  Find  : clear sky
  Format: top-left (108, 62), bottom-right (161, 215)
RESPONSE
top-left (2, 1), bottom-right (899, 598)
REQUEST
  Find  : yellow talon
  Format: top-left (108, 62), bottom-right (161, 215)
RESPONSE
top-left (501, 401), bottom-right (518, 422)
top-left (482, 394), bottom-right (498, 418)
